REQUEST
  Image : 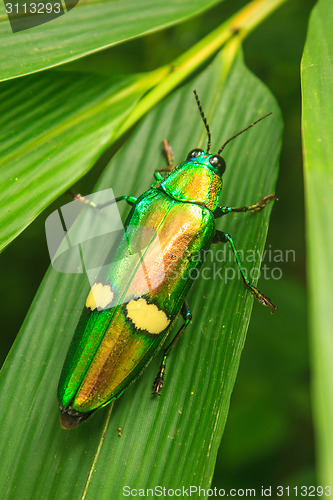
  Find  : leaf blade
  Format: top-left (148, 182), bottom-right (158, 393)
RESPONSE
top-left (0, 70), bottom-right (162, 252)
top-left (301, 0), bottom-right (333, 487)
top-left (0, 0), bottom-right (221, 81)
top-left (0, 51), bottom-right (282, 497)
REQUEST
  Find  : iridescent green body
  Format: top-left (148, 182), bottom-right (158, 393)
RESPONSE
top-left (58, 152), bottom-right (224, 428)
top-left (58, 98), bottom-right (276, 429)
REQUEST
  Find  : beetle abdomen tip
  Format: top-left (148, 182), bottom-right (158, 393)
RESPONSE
top-left (59, 405), bottom-right (93, 429)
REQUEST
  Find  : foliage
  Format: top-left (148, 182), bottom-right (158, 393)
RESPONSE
top-left (0, 0), bottom-right (328, 496)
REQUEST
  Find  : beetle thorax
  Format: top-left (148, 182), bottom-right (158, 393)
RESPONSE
top-left (159, 163), bottom-right (222, 211)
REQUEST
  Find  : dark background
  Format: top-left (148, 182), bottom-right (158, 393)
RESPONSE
top-left (0, 0), bottom-right (315, 492)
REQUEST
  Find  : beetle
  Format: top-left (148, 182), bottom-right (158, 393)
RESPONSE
top-left (58, 91), bottom-right (276, 429)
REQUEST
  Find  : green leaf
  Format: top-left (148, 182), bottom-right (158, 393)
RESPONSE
top-left (301, 0), bottom-right (333, 487)
top-left (0, 51), bottom-right (282, 497)
top-left (0, 0), bottom-right (286, 253)
top-left (0, 69), bottom-right (163, 252)
top-left (0, 0), bottom-right (221, 82)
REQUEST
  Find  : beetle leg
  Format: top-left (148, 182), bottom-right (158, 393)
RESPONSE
top-left (214, 193), bottom-right (276, 218)
top-left (153, 301), bottom-right (192, 395)
top-left (154, 140), bottom-right (176, 180)
top-left (102, 195), bottom-right (137, 208)
top-left (67, 190), bottom-right (137, 209)
top-left (154, 172), bottom-right (164, 181)
top-left (213, 230), bottom-right (277, 312)
top-left (163, 139), bottom-right (175, 169)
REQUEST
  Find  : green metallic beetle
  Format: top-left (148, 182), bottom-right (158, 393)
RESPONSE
top-left (58, 91), bottom-right (276, 429)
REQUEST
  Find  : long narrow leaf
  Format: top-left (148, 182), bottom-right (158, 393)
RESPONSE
top-left (0, 0), bottom-right (286, 254)
top-left (0, 70), bottom-right (163, 252)
top-left (0, 0), bottom-right (221, 82)
top-left (0, 51), bottom-right (281, 497)
top-left (301, 0), bottom-right (333, 487)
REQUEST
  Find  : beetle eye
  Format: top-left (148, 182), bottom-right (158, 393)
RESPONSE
top-left (209, 154), bottom-right (226, 174)
top-left (186, 149), bottom-right (203, 160)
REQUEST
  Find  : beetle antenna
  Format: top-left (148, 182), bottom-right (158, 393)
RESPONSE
top-left (193, 90), bottom-right (211, 153)
top-left (218, 112), bottom-right (272, 155)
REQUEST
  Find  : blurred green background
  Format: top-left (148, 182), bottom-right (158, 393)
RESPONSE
top-left (0, 0), bottom-right (315, 492)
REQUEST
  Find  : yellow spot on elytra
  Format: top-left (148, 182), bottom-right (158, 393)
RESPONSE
top-left (85, 283), bottom-right (113, 311)
top-left (126, 298), bottom-right (170, 335)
